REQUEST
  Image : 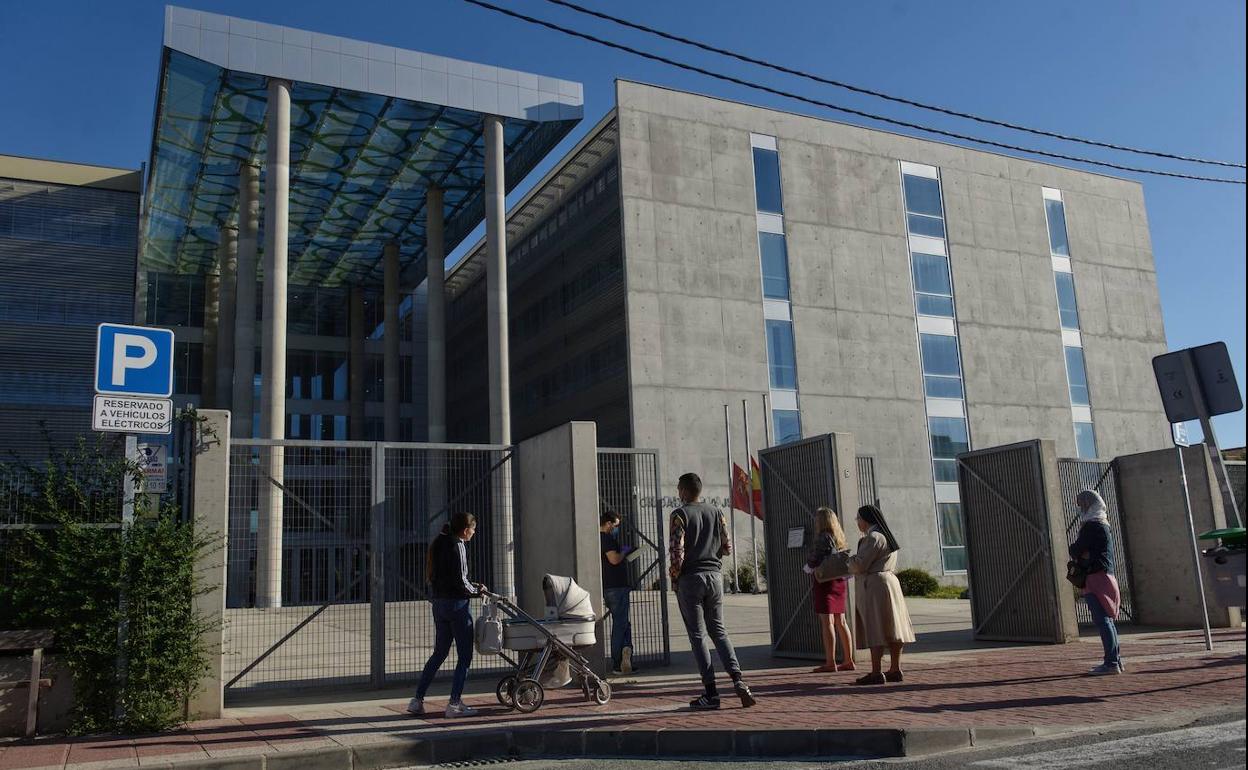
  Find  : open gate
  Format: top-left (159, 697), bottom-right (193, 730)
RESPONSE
top-left (758, 433), bottom-right (858, 660)
top-left (596, 448), bottom-right (670, 667)
top-left (957, 440), bottom-right (1079, 643)
top-left (1057, 458), bottom-right (1136, 625)
top-left (222, 439), bottom-right (515, 696)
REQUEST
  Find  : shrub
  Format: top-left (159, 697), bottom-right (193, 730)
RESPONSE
top-left (2, 432), bottom-right (217, 734)
top-left (897, 567), bottom-right (939, 597)
top-left (927, 584), bottom-right (968, 600)
top-left (735, 565), bottom-right (758, 593)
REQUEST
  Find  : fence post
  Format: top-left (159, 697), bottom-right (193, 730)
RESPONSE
top-left (370, 443), bottom-right (386, 688)
top-left (188, 410), bottom-right (231, 719)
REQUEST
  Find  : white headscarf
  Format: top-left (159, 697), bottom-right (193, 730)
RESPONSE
top-left (1077, 490), bottom-right (1109, 525)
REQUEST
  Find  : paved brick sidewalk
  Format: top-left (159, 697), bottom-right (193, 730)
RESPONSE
top-left (2, 628), bottom-right (1243, 769)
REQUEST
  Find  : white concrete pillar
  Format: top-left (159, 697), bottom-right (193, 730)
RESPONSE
top-left (232, 164), bottom-right (259, 438)
top-left (215, 226), bottom-right (237, 412)
top-left (483, 116), bottom-right (510, 445)
top-left (426, 185), bottom-right (446, 443)
top-left (383, 241), bottom-right (401, 442)
top-left (348, 286), bottom-right (367, 440)
top-left (188, 409), bottom-right (231, 719)
top-left (257, 77), bottom-right (291, 609)
top-left (483, 115), bottom-right (515, 600)
top-left (202, 271), bottom-right (220, 407)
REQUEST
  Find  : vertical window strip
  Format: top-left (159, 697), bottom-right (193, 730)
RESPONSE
top-left (902, 163), bottom-right (968, 573)
top-left (751, 135), bottom-right (801, 444)
top-left (1043, 187), bottom-right (1098, 458)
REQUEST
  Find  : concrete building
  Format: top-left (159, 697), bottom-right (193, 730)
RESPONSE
top-left (0, 155), bottom-right (142, 460)
top-left (445, 81), bottom-right (1172, 576)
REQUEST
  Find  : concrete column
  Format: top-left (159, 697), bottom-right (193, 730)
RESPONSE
top-left (188, 409), bottom-right (230, 719)
top-left (483, 115), bottom-right (515, 600)
top-left (215, 226), bottom-right (238, 413)
top-left (383, 241), bottom-right (401, 442)
top-left (202, 272), bottom-right (221, 406)
top-left (348, 286), bottom-right (367, 440)
top-left (483, 116), bottom-right (510, 445)
top-left (426, 186), bottom-right (446, 442)
top-left (232, 164), bottom-right (259, 438)
top-left (257, 77), bottom-right (291, 608)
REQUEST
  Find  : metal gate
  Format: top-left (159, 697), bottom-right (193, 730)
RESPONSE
top-left (758, 434), bottom-right (854, 660)
top-left (223, 439), bottom-right (514, 695)
top-left (596, 448), bottom-right (670, 667)
top-left (1057, 458), bottom-right (1135, 625)
top-left (958, 440), bottom-right (1077, 643)
top-left (856, 455), bottom-right (879, 509)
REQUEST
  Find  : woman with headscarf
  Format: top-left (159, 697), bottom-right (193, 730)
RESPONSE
top-left (844, 504), bottom-right (916, 685)
top-left (1070, 490), bottom-right (1123, 675)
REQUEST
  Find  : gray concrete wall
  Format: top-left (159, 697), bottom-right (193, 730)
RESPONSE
top-left (515, 422), bottom-right (605, 670)
top-left (615, 81), bottom-right (1170, 577)
top-left (1117, 445), bottom-right (1241, 629)
top-left (189, 409), bottom-right (230, 719)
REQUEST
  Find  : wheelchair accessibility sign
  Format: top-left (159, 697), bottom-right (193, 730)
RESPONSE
top-left (92, 323), bottom-right (175, 434)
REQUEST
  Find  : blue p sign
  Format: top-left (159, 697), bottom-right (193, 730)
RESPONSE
top-left (95, 324), bottom-right (175, 397)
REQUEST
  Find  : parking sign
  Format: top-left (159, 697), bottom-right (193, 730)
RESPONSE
top-left (95, 324), bottom-right (175, 397)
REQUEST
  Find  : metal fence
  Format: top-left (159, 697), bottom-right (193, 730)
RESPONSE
top-left (1057, 458), bottom-right (1135, 625)
top-left (596, 448), bottom-right (670, 667)
top-left (856, 455), bottom-right (878, 509)
top-left (223, 439), bottom-right (515, 695)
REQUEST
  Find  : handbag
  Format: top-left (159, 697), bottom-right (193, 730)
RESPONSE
top-left (814, 549), bottom-right (851, 583)
top-left (1065, 560), bottom-right (1088, 590)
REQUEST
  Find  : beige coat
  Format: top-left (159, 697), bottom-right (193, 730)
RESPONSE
top-left (846, 529), bottom-right (916, 649)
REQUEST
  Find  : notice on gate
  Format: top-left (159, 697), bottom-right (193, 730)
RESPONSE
top-left (93, 394), bottom-right (173, 434)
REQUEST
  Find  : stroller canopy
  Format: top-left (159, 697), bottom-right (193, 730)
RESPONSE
top-left (543, 575), bottom-right (596, 621)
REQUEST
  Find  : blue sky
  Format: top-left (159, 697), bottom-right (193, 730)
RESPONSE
top-left (2, 0), bottom-right (1244, 445)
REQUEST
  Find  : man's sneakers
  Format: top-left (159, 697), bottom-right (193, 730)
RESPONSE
top-left (621, 645), bottom-right (633, 674)
top-left (733, 679), bottom-right (757, 708)
top-left (405, 697), bottom-right (423, 715)
top-left (690, 693), bottom-right (721, 710)
top-left (1088, 662), bottom-right (1124, 676)
top-left (446, 698), bottom-right (479, 718)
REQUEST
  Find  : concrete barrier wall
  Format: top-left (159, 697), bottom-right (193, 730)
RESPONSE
top-left (1117, 445), bottom-right (1241, 629)
top-left (515, 422), bottom-right (604, 671)
top-left (188, 409), bottom-right (230, 719)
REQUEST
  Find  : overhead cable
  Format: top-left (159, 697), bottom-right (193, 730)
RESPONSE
top-left (542, 0), bottom-right (1245, 170)
top-left (460, 0), bottom-right (1245, 185)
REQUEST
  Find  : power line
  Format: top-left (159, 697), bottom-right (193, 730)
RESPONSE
top-left (542, 0), bottom-right (1245, 170)
top-left (460, 0), bottom-right (1245, 185)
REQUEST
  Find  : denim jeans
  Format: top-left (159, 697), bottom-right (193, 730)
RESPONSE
top-left (603, 587), bottom-right (633, 668)
top-left (415, 598), bottom-right (474, 702)
top-left (1085, 593), bottom-right (1120, 667)
top-left (676, 572), bottom-right (742, 695)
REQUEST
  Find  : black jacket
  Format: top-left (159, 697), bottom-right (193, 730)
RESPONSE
top-left (1069, 520), bottom-right (1114, 575)
top-left (428, 531), bottom-right (476, 600)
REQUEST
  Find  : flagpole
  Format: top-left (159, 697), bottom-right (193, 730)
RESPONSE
top-left (724, 404), bottom-right (739, 593)
top-left (762, 393), bottom-right (772, 448)
top-left (743, 399), bottom-right (760, 594)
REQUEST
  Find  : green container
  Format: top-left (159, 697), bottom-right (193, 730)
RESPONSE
top-left (1198, 527), bottom-right (1247, 548)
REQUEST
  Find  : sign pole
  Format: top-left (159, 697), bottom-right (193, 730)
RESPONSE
top-left (724, 405), bottom-right (738, 593)
top-left (1174, 438), bottom-right (1214, 652)
top-left (742, 399), bottom-right (759, 594)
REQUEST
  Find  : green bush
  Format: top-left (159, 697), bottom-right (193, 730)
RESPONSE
top-left (897, 567), bottom-right (939, 597)
top-left (735, 565), bottom-right (758, 593)
top-left (926, 584), bottom-right (968, 600)
top-left (1, 432), bottom-right (217, 734)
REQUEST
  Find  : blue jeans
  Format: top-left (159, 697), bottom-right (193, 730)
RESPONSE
top-left (1085, 594), bottom-right (1120, 667)
top-left (603, 587), bottom-right (633, 668)
top-left (415, 598), bottom-right (474, 702)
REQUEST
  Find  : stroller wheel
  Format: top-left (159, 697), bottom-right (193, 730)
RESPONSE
top-left (513, 679), bottom-right (545, 713)
top-left (592, 679), bottom-right (612, 705)
top-left (496, 675), bottom-right (518, 708)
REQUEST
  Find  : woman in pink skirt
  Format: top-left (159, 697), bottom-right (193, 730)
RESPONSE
top-left (804, 507), bottom-right (855, 673)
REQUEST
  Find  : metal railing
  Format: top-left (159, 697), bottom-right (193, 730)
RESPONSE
top-left (1057, 458), bottom-right (1135, 625)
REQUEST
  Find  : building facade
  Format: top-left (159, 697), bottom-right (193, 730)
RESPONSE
top-left (447, 81), bottom-right (1171, 575)
top-left (0, 155), bottom-right (142, 460)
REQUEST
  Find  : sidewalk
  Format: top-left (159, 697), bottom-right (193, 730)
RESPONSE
top-left (2, 626), bottom-right (1242, 768)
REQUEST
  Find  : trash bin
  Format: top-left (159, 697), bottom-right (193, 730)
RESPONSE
top-left (1198, 527), bottom-right (1247, 610)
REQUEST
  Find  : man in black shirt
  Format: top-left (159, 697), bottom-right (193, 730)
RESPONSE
top-left (600, 511), bottom-right (636, 675)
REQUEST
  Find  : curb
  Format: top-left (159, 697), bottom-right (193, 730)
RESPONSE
top-left (152, 725), bottom-right (1039, 770)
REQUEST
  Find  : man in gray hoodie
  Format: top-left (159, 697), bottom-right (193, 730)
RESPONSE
top-left (669, 472), bottom-right (757, 710)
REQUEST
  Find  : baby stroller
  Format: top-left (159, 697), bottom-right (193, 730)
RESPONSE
top-left (475, 575), bottom-right (612, 713)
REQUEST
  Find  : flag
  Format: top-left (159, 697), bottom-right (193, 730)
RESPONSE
top-left (750, 456), bottom-right (764, 520)
top-left (731, 463), bottom-right (751, 513)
